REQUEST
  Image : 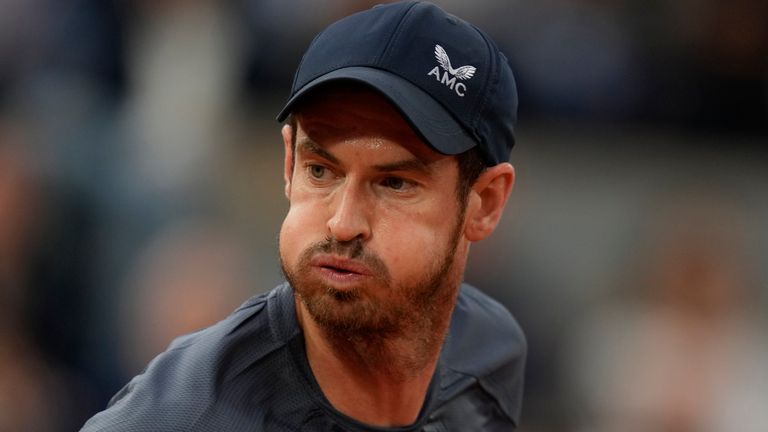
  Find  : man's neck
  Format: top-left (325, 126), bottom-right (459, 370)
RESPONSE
top-left (295, 297), bottom-right (453, 427)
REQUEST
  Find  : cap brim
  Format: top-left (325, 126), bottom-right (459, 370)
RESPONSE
top-left (276, 67), bottom-right (477, 156)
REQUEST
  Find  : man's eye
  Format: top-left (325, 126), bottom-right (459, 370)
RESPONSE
top-left (382, 177), bottom-right (407, 190)
top-left (308, 165), bottom-right (327, 179)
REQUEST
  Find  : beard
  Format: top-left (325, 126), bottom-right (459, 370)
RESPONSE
top-left (280, 219), bottom-right (464, 342)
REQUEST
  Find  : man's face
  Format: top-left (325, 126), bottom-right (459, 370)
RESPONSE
top-left (278, 87), bottom-right (469, 337)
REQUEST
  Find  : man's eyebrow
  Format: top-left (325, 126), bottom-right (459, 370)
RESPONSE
top-left (297, 138), bottom-right (340, 165)
top-left (373, 158), bottom-right (432, 175)
top-left (297, 137), bottom-right (432, 174)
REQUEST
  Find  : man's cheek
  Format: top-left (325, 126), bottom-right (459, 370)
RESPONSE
top-left (378, 233), bottom-right (424, 273)
top-left (281, 208), bottom-right (320, 252)
top-left (279, 214), bottom-right (302, 260)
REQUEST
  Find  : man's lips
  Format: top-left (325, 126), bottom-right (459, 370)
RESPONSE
top-left (309, 255), bottom-right (373, 276)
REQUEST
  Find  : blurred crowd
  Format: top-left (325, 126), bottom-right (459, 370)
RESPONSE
top-left (0, 0), bottom-right (766, 431)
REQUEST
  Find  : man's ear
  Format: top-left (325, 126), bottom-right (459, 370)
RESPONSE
top-left (464, 163), bottom-right (515, 242)
top-left (281, 124), bottom-right (294, 200)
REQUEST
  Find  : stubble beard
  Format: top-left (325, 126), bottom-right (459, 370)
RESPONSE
top-left (279, 218), bottom-right (465, 379)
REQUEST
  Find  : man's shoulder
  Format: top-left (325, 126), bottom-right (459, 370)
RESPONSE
top-left (445, 283), bottom-right (527, 372)
top-left (439, 283), bottom-right (527, 426)
top-left (81, 284), bottom-right (300, 431)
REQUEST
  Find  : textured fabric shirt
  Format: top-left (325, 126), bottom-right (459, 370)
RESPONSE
top-left (81, 282), bottom-right (526, 431)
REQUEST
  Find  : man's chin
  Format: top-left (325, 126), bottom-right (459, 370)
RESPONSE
top-left (299, 290), bottom-right (397, 335)
top-left (324, 285), bottom-right (362, 302)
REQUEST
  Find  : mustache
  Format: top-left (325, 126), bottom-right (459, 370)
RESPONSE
top-left (300, 237), bottom-right (390, 280)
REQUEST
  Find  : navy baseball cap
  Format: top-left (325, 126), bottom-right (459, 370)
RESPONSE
top-left (276, 1), bottom-right (518, 166)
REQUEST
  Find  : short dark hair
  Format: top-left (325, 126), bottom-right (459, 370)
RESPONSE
top-left (455, 145), bottom-right (486, 207)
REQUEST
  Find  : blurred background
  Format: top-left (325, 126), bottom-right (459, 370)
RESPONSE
top-left (0, 0), bottom-right (766, 430)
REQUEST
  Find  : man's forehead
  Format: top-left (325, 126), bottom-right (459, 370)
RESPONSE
top-left (294, 87), bottom-right (446, 164)
top-left (294, 126), bottom-right (445, 170)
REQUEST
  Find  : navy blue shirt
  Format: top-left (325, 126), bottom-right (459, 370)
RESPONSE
top-left (81, 283), bottom-right (526, 431)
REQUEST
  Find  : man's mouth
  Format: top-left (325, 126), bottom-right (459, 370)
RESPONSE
top-left (322, 265), bottom-right (356, 275)
top-left (310, 255), bottom-right (371, 277)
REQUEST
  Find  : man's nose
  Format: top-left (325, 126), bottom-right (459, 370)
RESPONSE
top-left (327, 182), bottom-right (371, 242)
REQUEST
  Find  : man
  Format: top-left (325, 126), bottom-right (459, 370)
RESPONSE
top-left (81, 1), bottom-right (526, 430)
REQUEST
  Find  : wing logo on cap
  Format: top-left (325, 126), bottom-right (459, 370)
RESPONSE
top-left (434, 45), bottom-right (476, 80)
top-left (427, 44), bottom-right (476, 97)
